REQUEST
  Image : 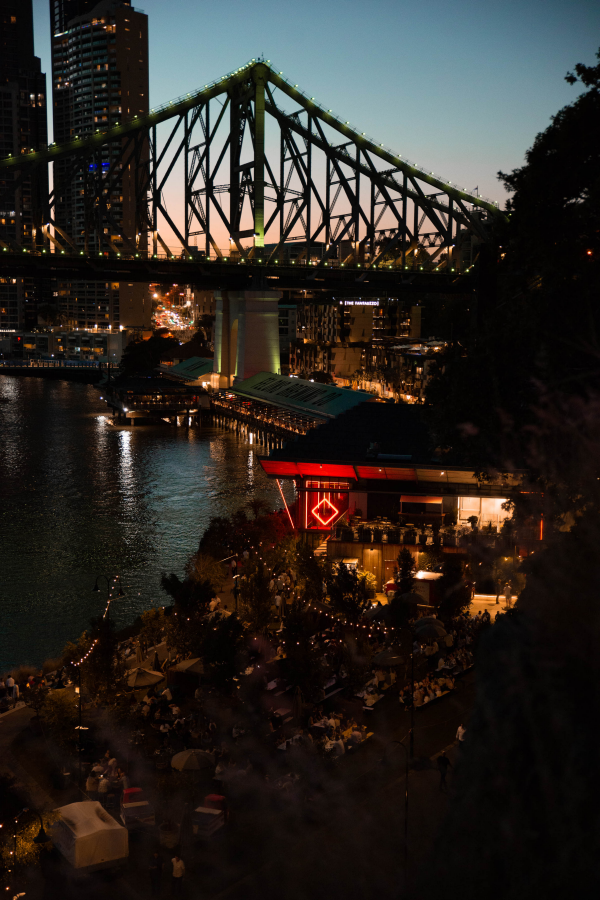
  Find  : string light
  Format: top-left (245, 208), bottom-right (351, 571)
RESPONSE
top-left (73, 638), bottom-right (99, 666)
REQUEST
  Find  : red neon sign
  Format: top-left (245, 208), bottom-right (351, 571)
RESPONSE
top-left (312, 497), bottom-right (339, 527)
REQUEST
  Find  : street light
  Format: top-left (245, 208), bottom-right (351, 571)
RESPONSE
top-left (31, 811), bottom-right (50, 845)
top-left (92, 574), bottom-right (125, 621)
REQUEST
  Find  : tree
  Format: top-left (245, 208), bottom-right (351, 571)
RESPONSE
top-left (282, 600), bottom-right (323, 700)
top-left (185, 552), bottom-right (226, 592)
top-left (247, 498), bottom-right (269, 520)
top-left (426, 48), bottom-right (600, 467)
top-left (40, 689), bottom-right (78, 750)
top-left (238, 560), bottom-right (273, 633)
top-left (139, 607), bottom-right (166, 649)
top-left (62, 616), bottom-right (124, 700)
top-left (436, 556), bottom-right (471, 618)
top-left (120, 334), bottom-right (180, 375)
top-left (296, 543), bottom-right (326, 604)
top-left (327, 562), bottom-right (369, 623)
top-left (397, 548), bottom-right (416, 595)
top-left (200, 613), bottom-right (245, 689)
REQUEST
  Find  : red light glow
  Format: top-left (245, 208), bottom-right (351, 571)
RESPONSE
top-left (312, 497), bottom-right (339, 527)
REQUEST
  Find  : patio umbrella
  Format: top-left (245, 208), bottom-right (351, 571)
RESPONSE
top-left (373, 648), bottom-right (405, 666)
top-left (415, 616), bottom-right (441, 626)
top-left (395, 591), bottom-right (423, 606)
top-left (127, 667), bottom-right (164, 688)
top-left (413, 623), bottom-right (447, 641)
top-left (171, 749), bottom-right (215, 771)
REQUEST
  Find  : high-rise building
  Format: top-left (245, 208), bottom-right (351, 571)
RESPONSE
top-left (50, 0), bottom-right (151, 331)
top-left (0, 0), bottom-right (49, 331)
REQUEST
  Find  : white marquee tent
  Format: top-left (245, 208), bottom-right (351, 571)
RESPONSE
top-left (52, 801), bottom-right (128, 870)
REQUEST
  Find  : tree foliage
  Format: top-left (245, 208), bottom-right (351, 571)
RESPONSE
top-left (282, 600), bottom-right (323, 699)
top-left (426, 48), bottom-right (600, 467)
top-left (238, 560), bottom-right (273, 634)
top-left (120, 334), bottom-right (180, 375)
top-left (327, 562), bottom-right (369, 623)
top-left (200, 613), bottom-right (245, 688)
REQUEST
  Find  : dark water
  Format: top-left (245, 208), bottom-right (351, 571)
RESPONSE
top-left (0, 376), bottom-right (293, 671)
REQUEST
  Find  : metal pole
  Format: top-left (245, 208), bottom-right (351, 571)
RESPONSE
top-left (78, 667), bottom-right (82, 789)
top-left (409, 630), bottom-right (415, 759)
top-left (392, 740), bottom-right (409, 882)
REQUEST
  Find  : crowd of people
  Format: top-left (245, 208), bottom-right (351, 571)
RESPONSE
top-left (84, 750), bottom-right (129, 806)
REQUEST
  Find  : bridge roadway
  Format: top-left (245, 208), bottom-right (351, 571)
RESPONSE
top-left (0, 250), bottom-right (473, 296)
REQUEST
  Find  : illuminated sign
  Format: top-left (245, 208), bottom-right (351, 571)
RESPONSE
top-left (312, 497), bottom-right (339, 527)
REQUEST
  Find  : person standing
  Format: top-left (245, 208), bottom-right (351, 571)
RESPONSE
top-left (495, 578), bottom-right (502, 605)
top-left (456, 723), bottom-right (466, 744)
top-left (171, 855), bottom-right (185, 896)
top-left (274, 593), bottom-right (282, 621)
top-left (437, 751), bottom-right (452, 792)
top-left (149, 850), bottom-right (162, 896)
top-left (504, 582), bottom-right (512, 608)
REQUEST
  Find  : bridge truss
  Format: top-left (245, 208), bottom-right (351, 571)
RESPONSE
top-left (0, 59), bottom-right (504, 282)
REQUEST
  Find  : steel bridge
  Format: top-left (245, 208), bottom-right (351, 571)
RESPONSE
top-left (0, 59), bottom-right (504, 295)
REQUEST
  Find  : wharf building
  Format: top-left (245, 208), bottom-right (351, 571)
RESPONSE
top-left (259, 402), bottom-right (541, 590)
top-left (0, 0), bottom-right (49, 331)
top-left (50, 0), bottom-right (150, 331)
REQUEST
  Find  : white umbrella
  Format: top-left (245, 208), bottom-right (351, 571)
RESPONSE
top-left (127, 667), bottom-right (164, 688)
top-left (171, 749), bottom-right (215, 771)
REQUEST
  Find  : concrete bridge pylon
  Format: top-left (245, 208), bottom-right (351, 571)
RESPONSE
top-left (212, 290), bottom-right (281, 388)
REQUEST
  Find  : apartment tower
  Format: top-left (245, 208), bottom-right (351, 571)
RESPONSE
top-left (50, 0), bottom-right (150, 330)
top-left (0, 0), bottom-right (49, 330)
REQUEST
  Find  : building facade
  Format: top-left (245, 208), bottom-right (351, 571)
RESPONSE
top-left (291, 299), bottom-right (411, 380)
top-left (0, 0), bottom-right (49, 331)
top-left (0, 326), bottom-right (129, 361)
top-left (50, 0), bottom-right (150, 330)
top-left (259, 403), bottom-right (541, 590)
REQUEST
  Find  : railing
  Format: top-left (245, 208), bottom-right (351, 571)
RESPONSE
top-left (0, 359), bottom-right (115, 369)
top-left (1, 244), bottom-right (476, 275)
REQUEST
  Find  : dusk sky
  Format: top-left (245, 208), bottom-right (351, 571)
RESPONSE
top-left (32, 0), bottom-right (599, 208)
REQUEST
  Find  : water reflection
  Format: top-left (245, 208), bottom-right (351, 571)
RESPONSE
top-left (0, 377), bottom-right (294, 670)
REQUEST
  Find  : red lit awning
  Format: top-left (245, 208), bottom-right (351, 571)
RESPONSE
top-left (259, 460), bottom-right (357, 479)
top-left (260, 460), bottom-right (299, 476)
top-left (297, 463), bottom-right (356, 478)
top-left (356, 466), bottom-right (417, 480)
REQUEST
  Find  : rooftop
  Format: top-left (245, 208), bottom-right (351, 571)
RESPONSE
top-left (230, 372), bottom-right (372, 421)
top-left (263, 403), bottom-right (435, 465)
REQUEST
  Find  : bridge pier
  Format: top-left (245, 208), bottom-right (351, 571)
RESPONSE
top-left (212, 290), bottom-right (281, 388)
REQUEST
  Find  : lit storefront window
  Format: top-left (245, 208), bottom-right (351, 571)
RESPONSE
top-left (458, 496), bottom-right (509, 529)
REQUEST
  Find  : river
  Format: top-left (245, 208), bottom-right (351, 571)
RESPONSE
top-left (0, 376), bottom-right (294, 671)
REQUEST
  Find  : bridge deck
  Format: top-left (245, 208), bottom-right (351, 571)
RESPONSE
top-left (0, 250), bottom-right (473, 295)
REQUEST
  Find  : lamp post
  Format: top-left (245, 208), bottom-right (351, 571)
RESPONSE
top-left (73, 667), bottom-right (89, 789)
top-left (92, 574), bottom-right (124, 623)
top-left (409, 628), bottom-right (415, 759)
top-left (31, 811), bottom-right (50, 845)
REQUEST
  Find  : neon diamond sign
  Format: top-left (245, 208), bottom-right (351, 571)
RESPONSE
top-left (312, 497), bottom-right (339, 527)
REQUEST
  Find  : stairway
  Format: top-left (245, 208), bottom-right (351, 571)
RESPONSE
top-left (314, 538), bottom-right (329, 557)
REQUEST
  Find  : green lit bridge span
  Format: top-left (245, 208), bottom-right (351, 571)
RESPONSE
top-left (0, 59), bottom-right (505, 294)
